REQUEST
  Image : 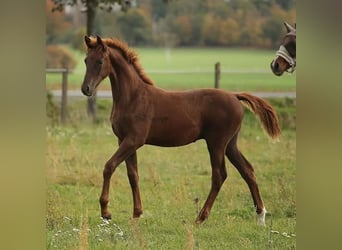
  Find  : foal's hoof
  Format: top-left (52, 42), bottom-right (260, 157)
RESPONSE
top-left (195, 215), bottom-right (207, 224)
top-left (195, 210), bottom-right (209, 224)
top-left (195, 218), bottom-right (204, 225)
top-left (133, 209), bottom-right (143, 218)
top-left (101, 212), bottom-right (112, 220)
top-left (257, 208), bottom-right (267, 226)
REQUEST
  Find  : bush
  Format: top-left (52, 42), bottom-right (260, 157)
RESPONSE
top-left (71, 27), bottom-right (87, 52)
top-left (46, 45), bottom-right (77, 69)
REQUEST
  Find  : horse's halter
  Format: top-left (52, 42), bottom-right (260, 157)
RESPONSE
top-left (273, 44), bottom-right (296, 73)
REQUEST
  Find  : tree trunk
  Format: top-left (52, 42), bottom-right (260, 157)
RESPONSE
top-left (86, 0), bottom-right (97, 122)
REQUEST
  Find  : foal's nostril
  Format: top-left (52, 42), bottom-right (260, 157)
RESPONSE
top-left (81, 84), bottom-right (91, 96)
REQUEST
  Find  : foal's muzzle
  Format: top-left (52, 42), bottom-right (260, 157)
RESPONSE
top-left (81, 81), bottom-right (96, 96)
top-left (81, 84), bottom-right (91, 96)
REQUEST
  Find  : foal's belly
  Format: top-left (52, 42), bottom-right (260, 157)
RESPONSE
top-left (145, 136), bottom-right (200, 147)
top-left (145, 117), bottom-right (201, 147)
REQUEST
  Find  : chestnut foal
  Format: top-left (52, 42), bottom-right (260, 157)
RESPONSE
top-left (81, 36), bottom-right (281, 225)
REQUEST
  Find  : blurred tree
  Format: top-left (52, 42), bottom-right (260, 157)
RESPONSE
top-left (138, 0), bottom-right (152, 15)
top-left (151, 0), bottom-right (167, 21)
top-left (46, 0), bottom-right (72, 44)
top-left (207, 0), bottom-right (232, 19)
top-left (219, 18), bottom-right (240, 45)
top-left (228, 0), bottom-right (254, 12)
top-left (262, 4), bottom-right (294, 48)
top-left (274, 0), bottom-right (295, 10)
top-left (262, 18), bottom-right (283, 48)
top-left (70, 27), bottom-right (87, 51)
top-left (48, 0), bottom-right (296, 49)
top-left (202, 14), bottom-right (221, 46)
top-left (172, 15), bottom-right (192, 45)
top-left (162, 0), bottom-right (208, 46)
top-left (252, 0), bottom-right (273, 15)
top-left (116, 8), bottom-right (152, 45)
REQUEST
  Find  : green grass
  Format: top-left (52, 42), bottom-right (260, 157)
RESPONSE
top-left (46, 98), bottom-right (296, 249)
top-left (46, 47), bottom-right (295, 92)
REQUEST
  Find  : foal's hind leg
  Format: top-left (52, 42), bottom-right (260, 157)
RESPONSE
top-left (225, 134), bottom-right (267, 225)
top-left (125, 152), bottom-right (143, 218)
top-left (195, 140), bottom-right (227, 224)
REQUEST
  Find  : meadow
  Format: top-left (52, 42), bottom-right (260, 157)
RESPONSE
top-left (46, 96), bottom-right (296, 249)
top-left (46, 46), bottom-right (296, 249)
top-left (46, 47), bottom-right (295, 92)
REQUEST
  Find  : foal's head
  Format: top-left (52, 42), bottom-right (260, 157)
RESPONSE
top-left (81, 36), bottom-right (154, 96)
top-left (270, 22), bottom-right (296, 76)
top-left (81, 36), bottom-right (112, 96)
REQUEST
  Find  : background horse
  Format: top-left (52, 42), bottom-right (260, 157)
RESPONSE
top-left (271, 22), bottom-right (296, 76)
top-left (81, 36), bottom-right (281, 225)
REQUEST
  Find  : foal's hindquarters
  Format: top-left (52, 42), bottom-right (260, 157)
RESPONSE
top-left (196, 133), bottom-right (267, 225)
top-left (193, 92), bottom-right (267, 225)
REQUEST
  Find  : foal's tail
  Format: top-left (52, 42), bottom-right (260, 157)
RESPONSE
top-left (235, 93), bottom-right (281, 139)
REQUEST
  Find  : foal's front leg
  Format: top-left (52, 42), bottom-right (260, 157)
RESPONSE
top-left (99, 138), bottom-right (138, 220)
top-left (125, 152), bottom-right (143, 218)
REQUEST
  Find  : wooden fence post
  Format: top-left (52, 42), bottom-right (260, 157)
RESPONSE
top-left (214, 62), bottom-right (220, 89)
top-left (61, 68), bottom-right (68, 124)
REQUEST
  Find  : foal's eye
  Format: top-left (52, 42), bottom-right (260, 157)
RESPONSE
top-left (98, 60), bottom-right (103, 65)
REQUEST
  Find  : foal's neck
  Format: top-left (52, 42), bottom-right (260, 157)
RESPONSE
top-left (108, 52), bottom-right (144, 104)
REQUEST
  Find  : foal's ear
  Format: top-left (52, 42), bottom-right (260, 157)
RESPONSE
top-left (84, 35), bottom-right (92, 48)
top-left (96, 35), bottom-right (106, 52)
top-left (284, 22), bottom-right (295, 33)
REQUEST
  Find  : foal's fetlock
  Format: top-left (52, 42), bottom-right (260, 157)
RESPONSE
top-left (99, 198), bottom-right (111, 220)
top-left (195, 216), bottom-right (207, 225)
top-left (133, 208), bottom-right (143, 218)
top-left (195, 210), bottom-right (209, 224)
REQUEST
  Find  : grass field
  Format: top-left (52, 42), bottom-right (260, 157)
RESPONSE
top-left (46, 46), bottom-right (296, 249)
top-left (46, 47), bottom-right (296, 92)
top-left (46, 97), bottom-right (296, 249)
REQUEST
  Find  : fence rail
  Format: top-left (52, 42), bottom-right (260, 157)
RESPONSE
top-left (46, 65), bottom-right (295, 124)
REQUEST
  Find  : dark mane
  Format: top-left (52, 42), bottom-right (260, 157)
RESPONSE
top-left (103, 38), bottom-right (154, 85)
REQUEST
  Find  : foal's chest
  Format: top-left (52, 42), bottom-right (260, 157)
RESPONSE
top-left (111, 112), bottom-right (149, 139)
top-left (111, 114), bottom-right (125, 139)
